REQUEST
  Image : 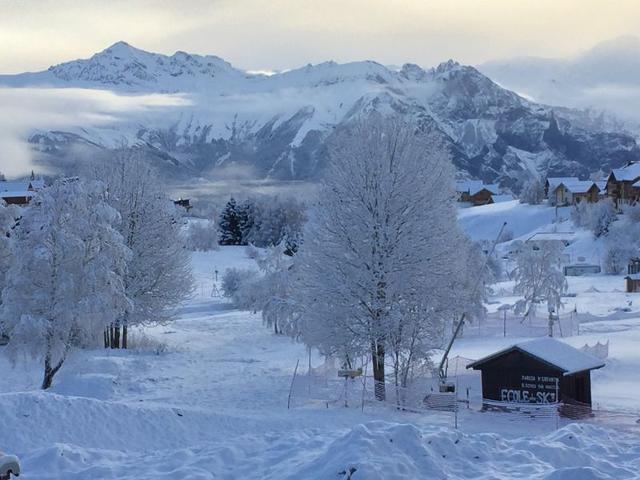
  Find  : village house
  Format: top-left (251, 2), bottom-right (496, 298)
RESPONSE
top-left (544, 177), bottom-right (578, 203)
top-left (455, 180), bottom-right (500, 206)
top-left (605, 161), bottom-right (640, 207)
top-left (0, 180), bottom-right (43, 206)
top-left (549, 180), bottom-right (599, 206)
top-left (467, 338), bottom-right (605, 411)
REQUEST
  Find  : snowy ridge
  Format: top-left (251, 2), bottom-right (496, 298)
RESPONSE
top-left (2, 42), bottom-right (640, 184)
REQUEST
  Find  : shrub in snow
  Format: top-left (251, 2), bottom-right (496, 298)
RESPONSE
top-left (519, 177), bottom-right (545, 205)
top-left (126, 331), bottom-right (170, 355)
top-left (497, 228), bottom-right (514, 243)
top-left (293, 115), bottom-right (477, 399)
top-left (1, 179), bottom-right (130, 389)
top-left (622, 203), bottom-right (640, 223)
top-left (186, 220), bottom-right (219, 251)
top-left (221, 267), bottom-right (257, 299)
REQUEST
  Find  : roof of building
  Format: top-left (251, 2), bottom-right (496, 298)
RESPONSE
top-left (554, 180), bottom-right (598, 194)
top-left (0, 190), bottom-right (35, 198)
top-left (546, 177), bottom-right (579, 190)
top-left (625, 273), bottom-right (640, 281)
top-left (455, 180), bottom-right (500, 196)
top-left (0, 181), bottom-right (29, 192)
top-left (526, 231), bottom-right (576, 243)
top-left (633, 179), bottom-right (640, 188)
top-left (610, 162), bottom-right (640, 182)
top-left (466, 338), bottom-right (605, 376)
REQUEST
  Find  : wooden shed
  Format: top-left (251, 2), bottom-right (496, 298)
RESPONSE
top-left (466, 338), bottom-right (604, 407)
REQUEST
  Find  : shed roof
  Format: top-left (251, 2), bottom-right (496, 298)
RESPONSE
top-left (625, 273), bottom-right (640, 281)
top-left (466, 338), bottom-right (605, 376)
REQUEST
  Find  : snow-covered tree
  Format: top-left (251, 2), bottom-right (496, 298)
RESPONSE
top-left (294, 114), bottom-right (471, 400)
top-left (602, 218), bottom-right (640, 274)
top-left (0, 203), bottom-right (18, 299)
top-left (1, 179), bottom-right (130, 388)
top-left (513, 241), bottom-right (567, 336)
top-left (91, 151), bottom-right (194, 348)
top-left (571, 198), bottom-right (617, 237)
top-left (218, 198), bottom-right (244, 245)
top-left (519, 177), bottom-right (545, 205)
top-left (239, 196), bottom-right (307, 252)
top-left (186, 220), bottom-right (219, 251)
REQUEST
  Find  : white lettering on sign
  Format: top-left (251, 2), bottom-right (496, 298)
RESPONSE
top-left (500, 388), bottom-right (557, 404)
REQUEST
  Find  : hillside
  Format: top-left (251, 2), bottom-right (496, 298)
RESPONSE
top-left (2, 42), bottom-right (640, 187)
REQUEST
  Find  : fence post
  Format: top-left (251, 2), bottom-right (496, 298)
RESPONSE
top-left (287, 359), bottom-right (300, 410)
top-left (361, 360), bottom-right (368, 413)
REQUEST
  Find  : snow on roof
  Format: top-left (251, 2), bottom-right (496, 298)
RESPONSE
top-left (456, 180), bottom-right (499, 196)
top-left (611, 162), bottom-right (640, 182)
top-left (625, 273), bottom-right (640, 281)
top-left (546, 177), bottom-right (578, 190)
top-left (526, 231), bottom-right (576, 242)
top-left (0, 181), bottom-right (29, 192)
top-left (559, 180), bottom-right (599, 194)
top-left (467, 338), bottom-right (605, 376)
top-left (633, 179), bottom-right (640, 188)
top-left (0, 190), bottom-right (34, 198)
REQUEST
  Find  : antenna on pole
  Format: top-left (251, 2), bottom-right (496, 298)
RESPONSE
top-left (437, 221), bottom-right (507, 391)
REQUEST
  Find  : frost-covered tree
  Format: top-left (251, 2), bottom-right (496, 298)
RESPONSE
top-left (513, 241), bottom-right (567, 335)
top-left (91, 151), bottom-right (193, 348)
top-left (519, 177), bottom-right (545, 205)
top-left (571, 198), bottom-right (617, 237)
top-left (1, 179), bottom-right (130, 388)
top-left (186, 220), bottom-right (219, 251)
top-left (240, 196), bottom-right (307, 252)
top-left (294, 115), bottom-right (470, 400)
top-left (218, 198), bottom-right (244, 245)
top-left (602, 218), bottom-right (640, 274)
top-left (0, 203), bottom-right (18, 298)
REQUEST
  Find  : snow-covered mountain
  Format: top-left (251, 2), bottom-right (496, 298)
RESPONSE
top-left (3, 41), bottom-right (640, 187)
top-left (480, 36), bottom-right (640, 125)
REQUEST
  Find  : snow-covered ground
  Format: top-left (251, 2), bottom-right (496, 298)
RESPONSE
top-left (2, 202), bottom-right (640, 479)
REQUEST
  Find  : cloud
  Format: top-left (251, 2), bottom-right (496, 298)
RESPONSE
top-left (0, 87), bottom-right (190, 178)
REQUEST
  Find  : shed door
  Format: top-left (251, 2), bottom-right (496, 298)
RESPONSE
top-left (575, 376), bottom-right (587, 403)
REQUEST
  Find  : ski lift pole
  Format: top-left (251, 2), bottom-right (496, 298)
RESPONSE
top-left (438, 221), bottom-right (507, 385)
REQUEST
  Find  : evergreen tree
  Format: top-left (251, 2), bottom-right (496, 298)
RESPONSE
top-left (218, 198), bottom-right (244, 245)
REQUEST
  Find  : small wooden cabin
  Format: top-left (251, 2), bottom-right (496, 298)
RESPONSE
top-left (467, 338), bottom-right (604, 407)
top-left (545, 177), bottom-right (578, 204)
top-left (625, 274), bottom-right (640, 293)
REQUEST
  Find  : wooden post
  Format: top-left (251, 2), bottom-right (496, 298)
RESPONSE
top-left (287, 359), bottom-right (300, 410)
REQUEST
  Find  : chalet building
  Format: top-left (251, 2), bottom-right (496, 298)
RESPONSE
top-left (625, 274), bottom-right (640, 293)
top-left (545, 177), bottom-right (578, 203)
top-left (605, 161), bottom-right (640, 207)
top-left (173, 198), bottom-right (192, 212)
top-left (550, 180), bottom-right (599, 206)
top-left (455, 180), bottom-right (500, 206)
top-left (0, 180), bottom-right (42, 206)
top-left (628, 258), bottom-right (640, 275)
top-left (467, 338), bottom-right (605, 410)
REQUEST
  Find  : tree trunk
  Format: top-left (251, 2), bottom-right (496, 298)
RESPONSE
top-left (104, 328), bottom-right (110, 348)
top-left (371, 342), bottom-right (386, 401)
top-left (113, 321), bottom-right (120, 348)
top-left (42, 354), bottom-right (64, 389)
top-left (122, 323), bottom-right (128, 349)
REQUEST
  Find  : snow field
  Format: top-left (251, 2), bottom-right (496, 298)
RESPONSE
top-left (1, 200), bottom-right (640, 478)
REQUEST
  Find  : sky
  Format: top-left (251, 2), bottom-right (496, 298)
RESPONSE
top-left (2, 0), bottom-right (640, 74)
